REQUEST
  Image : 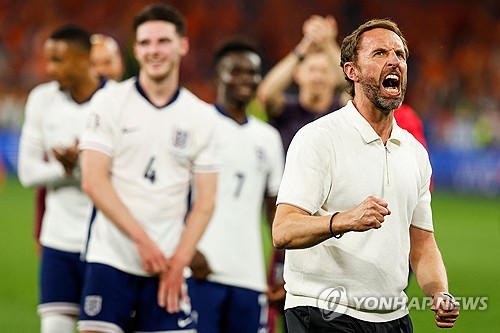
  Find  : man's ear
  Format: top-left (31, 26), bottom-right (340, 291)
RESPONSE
top-left (180, 37), bottom-right (189, 56)
top-left (344, 62), bottom-right (358, 82)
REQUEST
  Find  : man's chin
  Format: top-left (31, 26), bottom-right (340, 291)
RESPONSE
top-left (376, 97), bottom-right (403, 114)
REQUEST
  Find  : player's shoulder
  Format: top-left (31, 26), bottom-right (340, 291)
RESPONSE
top-left (90, 78), bottom-right (137, 111)
top-left (248, 115), bottom-right (281, 137)
top-left (99, 77), bottom-right (134, 97)
top-left (393, 122), bottom-right (428, 159)
top-left (28, 81), bottom-right (60, 98)
top-left (178, 88), bottom-right (212, 109)
top-left (177, 88), bottom-right (218, 120)
top-left (25, 81), bottom-right (66, 112)
top-left (404, 129), bottom-right (428, 154)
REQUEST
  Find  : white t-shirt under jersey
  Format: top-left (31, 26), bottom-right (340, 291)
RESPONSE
top-left (80, 79), bottom-right (219, 276)
top-left (277, 100), bottom-right (433, 322)
top-left (18, 81), bottom-right (108, 253)
top-left (197, 108), bottom-right (284, 292)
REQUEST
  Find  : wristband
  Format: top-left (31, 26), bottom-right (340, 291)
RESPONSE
top-left (433, 291), bottom-right (455, 302)
top-left (329, 212), bottom-right (343, 239)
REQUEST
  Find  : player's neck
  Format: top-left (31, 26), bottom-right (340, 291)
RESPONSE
top-left (139, 72), bottom-right (179, 107)
top-left (69, 74), bottom-right (100, 104)
top-left (217, 100), bottom-right (247, 125)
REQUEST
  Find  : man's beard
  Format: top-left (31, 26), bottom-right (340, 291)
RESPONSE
top-left (359, 74), bottom-right (406, 115)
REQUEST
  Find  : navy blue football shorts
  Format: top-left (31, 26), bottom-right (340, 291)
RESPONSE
top-left (38, 246), bottom-right (86, 317)
top-left (187, 277), bottom-right (268, 333)
top-left (78, 262), bottom-right (196, 333)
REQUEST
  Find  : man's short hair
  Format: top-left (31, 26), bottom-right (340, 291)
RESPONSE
top-left (49, 24), bottom-right (92, 52)
top-left (340, 18), bottom-right (409, 97)
top-left (212, 37), bottom-right (261, 68)
top-left (133, 3), bottom-right (186, 36)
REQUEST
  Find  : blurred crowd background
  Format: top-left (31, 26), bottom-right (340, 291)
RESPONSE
top-left (1, 0), bottom-right (499, 149)
top-left (0, 0), bottom-right (499, 193)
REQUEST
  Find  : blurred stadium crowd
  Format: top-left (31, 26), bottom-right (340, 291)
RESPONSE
top-left (0, 0), bottom-right (498, 150)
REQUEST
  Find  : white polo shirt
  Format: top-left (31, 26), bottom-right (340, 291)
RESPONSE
top-left (277, 100), bottom-right (433, 322)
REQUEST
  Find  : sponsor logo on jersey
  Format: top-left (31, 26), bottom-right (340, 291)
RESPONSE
top-left (84, 295), bottom-right (103, 317)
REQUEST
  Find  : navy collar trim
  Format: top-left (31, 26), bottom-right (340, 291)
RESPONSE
top-left (135, 79), bottom-right (181, 109)
top-left (68, 76), bottom-right (108, 105)
top-left (214, 104), bottom-right (248, 125)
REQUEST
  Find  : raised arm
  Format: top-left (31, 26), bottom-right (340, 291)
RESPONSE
top-left (303, 15), bottom-right (345, 89)
top-left (256, 17), bottom-right (319, 118)
top-left (256, 39), bottom-right (311, 118)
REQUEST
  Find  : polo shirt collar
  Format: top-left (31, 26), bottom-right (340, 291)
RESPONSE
top-left (346, 100), bottom-right (403, 146)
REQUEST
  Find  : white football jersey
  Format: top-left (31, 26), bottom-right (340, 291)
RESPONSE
top-left (197, 107), bottom-right (284, 292)
top-left (80, 79), bottom-right (219, 276)
top-left (18, 81), bottom-right (109, 252)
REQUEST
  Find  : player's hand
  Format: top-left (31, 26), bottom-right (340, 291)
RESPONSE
top-left (52, 139), bottom-right (79, 175)
top-left (348, 196), bottom-right (391, 232)
top-left (303, 15), bottom-right (337, 51)
top-left (431, 293), bottom-right (460, 328)
top-left (158, 258), bottom-right (187, 313)
top-left (136, 237), bottom-right (168, 275)
top-left (266, 281), bottom-right (286, 306)
top-left (189, 250), bottom-right (212, 281)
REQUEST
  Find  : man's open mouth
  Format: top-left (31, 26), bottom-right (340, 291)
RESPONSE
top-left (382, 74), bottom-right (400, 95)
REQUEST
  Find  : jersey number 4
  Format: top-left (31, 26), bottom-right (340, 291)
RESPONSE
top-left (144, 157), bottom-right (156, 183)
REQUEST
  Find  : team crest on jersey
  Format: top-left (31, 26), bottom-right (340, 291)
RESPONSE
top-left (84, 295), bottom-right (102, 317)
top-left (173, 129), bottom-right (188, 149)
top-left (86, 112), bottom-right (100, 131)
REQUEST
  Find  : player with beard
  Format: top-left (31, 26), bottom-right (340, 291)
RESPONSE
top-left (272, 19), bottom-right (460, 332)
top-left (187, 38), bottom-right (284, 333)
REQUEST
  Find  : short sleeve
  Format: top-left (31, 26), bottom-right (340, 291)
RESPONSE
top-left (20, 86), bottom-right (46, 148)
top-left (192, 108), bottom-right (219, 173)
top-left (410, 149), bottom-right (434, 231)
top-left (79, 88), bottom-right (118, 157)
top-left (276, 126), bottom-right (332, 214)
top-left (266, 129), bottom-right (284, 196)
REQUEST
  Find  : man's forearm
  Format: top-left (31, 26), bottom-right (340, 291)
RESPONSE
top-left (410, 227), bottom-right (449, 297)
top-left (171, 172), bottom-right (217, 267)
top-left (171, 201), bottom-right (214, 268)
